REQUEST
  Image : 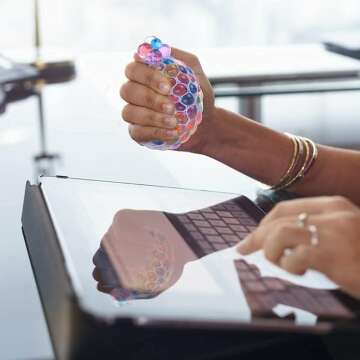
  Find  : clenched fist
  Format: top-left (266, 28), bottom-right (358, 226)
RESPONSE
top-left (120, 48), bottom-right (215, 153)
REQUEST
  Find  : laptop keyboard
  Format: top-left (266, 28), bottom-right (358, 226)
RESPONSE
top-left (170, 199), bottom-right (257, 256)
top-left (234, 259), bottom-right (354, 320)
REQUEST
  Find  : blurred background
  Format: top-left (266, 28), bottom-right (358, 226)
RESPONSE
top-left (0, 1), bottom-right (359, 359)
top-left (2, 0), bottom-right (360, 145)
top-left (2, 0), bottom-right (360, 50)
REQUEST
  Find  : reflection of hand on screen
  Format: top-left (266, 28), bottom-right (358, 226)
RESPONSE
top-left (92, 246), bottom-right (161, 301)
top-left (99, 209), bottom-right (196, 296)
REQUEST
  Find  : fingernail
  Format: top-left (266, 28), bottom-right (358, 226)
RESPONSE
top-left (165, 130), bottom-right (178, 138)
top-left (237, 236), bottom-right (250, 254)
top-left (164, 117), bottom-right (177, 128)
top-left (159, 82), bottom-right (170, 94)
top-left (163, 103), bottom-right (175, 115)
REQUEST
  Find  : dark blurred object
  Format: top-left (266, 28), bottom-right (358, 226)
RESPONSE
top-left (323, 31), bottom-right (360, 60)
top-left (0, 55), bottom-right (38, 113)
top-left (0, 54), bottom-right (76, 114)
top-left (255, 188), bottom-right (297, 213)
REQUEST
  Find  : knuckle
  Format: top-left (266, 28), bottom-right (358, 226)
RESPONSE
top-left (154, 113), bottom-right (165, 127)
top-left (264, 250), bottom-right (274, 262)
top-left (248, 230), bottom-right (263, 249)
top-left (296, 244), bottom-right (310, 260)
top-left (337, 212), bottom-right (358, 229)
top-left (119, 82), bottom-right (130, 100)
top-left (189, 54), bottom-right (200, 65)
top-left (145, 110), bottom-right (158, 127)
top-left (145, 71), bottom-right (156, 88)
top-left (153, 127), bottom-right (165, 139)
top-left (121, 105), bottom-right (131, 121)
top-left (128, 124), bottom-right (138, 140)
top-left (273, 202), bottom-right (285, 214)
top-left (276, 222), bottom-right (293, 235)
top-left (263, 239), bottom-right (277, 261)
top-left (267, 202), bottom-right (287, 220)
top-left (124, 62), bottom-right (136, 79)
top-left (271, 225), bottom-right (294, 246)
top-left (331, 196), bottom-right (351, 209)
top-left (144, 91), bottom-right (155, 108)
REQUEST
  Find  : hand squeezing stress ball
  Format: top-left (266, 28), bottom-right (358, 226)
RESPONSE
top-left (136, 37), bottom-right (204, 150)
top-left (120, 36), bottom-right (215, 152)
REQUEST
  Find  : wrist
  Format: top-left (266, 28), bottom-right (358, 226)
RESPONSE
top-left (200, 106), bottom-right (248, 160)
top-left (196, 106), bottom-right (294, 186)
top-left (199, 106), bottom-right (225, 157)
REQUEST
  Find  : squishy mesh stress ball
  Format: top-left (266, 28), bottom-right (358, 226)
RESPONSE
top-left (137, 37), bottom-right (203, 150)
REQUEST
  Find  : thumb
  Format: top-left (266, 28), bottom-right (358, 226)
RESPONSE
top-left (171, 47), bottom-right (203, 74)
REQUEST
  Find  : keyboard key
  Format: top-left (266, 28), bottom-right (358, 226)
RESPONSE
top-left (244, 281), bottom-right (267, 293)
top-left (316, 294), bottom-right (353, 318)
top-left (198, 239), bottom-right (214, 251)
top-left (223, 217), bottom-right (240, 225)
top-left (224, 203), bottom-right (241, 211)
top-left (216, 211), bottom-right (233, 218)
top-left (241, 218), bottom-right (257, 226)
top-left (238, 271), bottom-right (257, 281)
top-left (216, 227), bottom-right (234, 235)
top-left (235, 260), bottom-right (248, 270)
top-left (203, 213), bottom-right (220, 220)
top-left (199, 227), bottom-right (218, 236)
top-left (236, 232), bottom-right (249, 240)
top-left (232, 211), bottom-right (250, 219)
top-left (213, 205), bottom-right (227, 211)
top-left (188, 213), bottom-right (205, 221)
top-left (193, 220), bottom-right (211, 227)
top-left (274, 292), bottom-right (301, 309)
top-left (209, 219), bottom-right (226, 227)
top-left (230, 224), bottom-right (248, 232)
top-left (245, 293), bottom-right (265, 315)
top-left (190, 231), bottom-right (204, 241)
top-left (289, 288), bottom-right (325, 314)
top-left (201, 208), bottom-right (214, 213)
top-left (263, 278), bottom-right (286, 291)
top-left (223, 234), bottom-right (240, 244)
top-left (206, 235), bottom-right (225, 244)
top-left (246, 225), bottom-right (257, 232)
top-left (203, 247), bottom-right (216, 255)
top-left (213, 243), bottom-right (229, 251)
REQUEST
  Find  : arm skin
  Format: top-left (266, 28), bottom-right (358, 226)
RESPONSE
top-left (196, 106), bottom-right (360, 206)
top-left (120, 49), bottom-right (360, 205)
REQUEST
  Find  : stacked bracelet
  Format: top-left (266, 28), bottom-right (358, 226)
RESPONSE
top-left (271, 133), bottom-right (318, 191)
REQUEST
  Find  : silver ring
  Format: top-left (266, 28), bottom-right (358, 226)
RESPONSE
top-left (307, 224), bottom-right (319, 246)
top-left (297, 212), bottom-right (308, 227)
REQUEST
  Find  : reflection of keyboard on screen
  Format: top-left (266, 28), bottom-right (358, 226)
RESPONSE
top-left (234, 259), bottom-right (354, 320)
top-left (166, 198), bottom-right (258, 257)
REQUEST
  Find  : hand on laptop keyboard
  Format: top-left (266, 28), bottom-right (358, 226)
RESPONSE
top-left (238, 196), bottom-right (360, 300)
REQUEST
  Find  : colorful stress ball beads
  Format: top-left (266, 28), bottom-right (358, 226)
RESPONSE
top-left (137, 37), bottom-right (204, 150)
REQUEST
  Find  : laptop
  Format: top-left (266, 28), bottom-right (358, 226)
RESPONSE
top-left (22, 176), bottom-right (360, 358)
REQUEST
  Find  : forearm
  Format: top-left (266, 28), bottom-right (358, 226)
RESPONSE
top-left (202, 107), bottom-right (360, 205)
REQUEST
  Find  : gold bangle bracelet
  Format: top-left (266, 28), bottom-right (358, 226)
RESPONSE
top-left (276, 136), bottom-right (310, 190)
top-left (270, 134), bottom-right (299, 189)
top-left (301, 138), bottom-right (318, 178)
top-left (273, 136), bottom-right (304, 190)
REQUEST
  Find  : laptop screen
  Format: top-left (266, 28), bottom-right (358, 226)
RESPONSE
top-left (40, 176), bottom-right (354, 331)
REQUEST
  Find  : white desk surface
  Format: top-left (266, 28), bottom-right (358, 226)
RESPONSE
top-left (198, 44), bottom-right (360, 81)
